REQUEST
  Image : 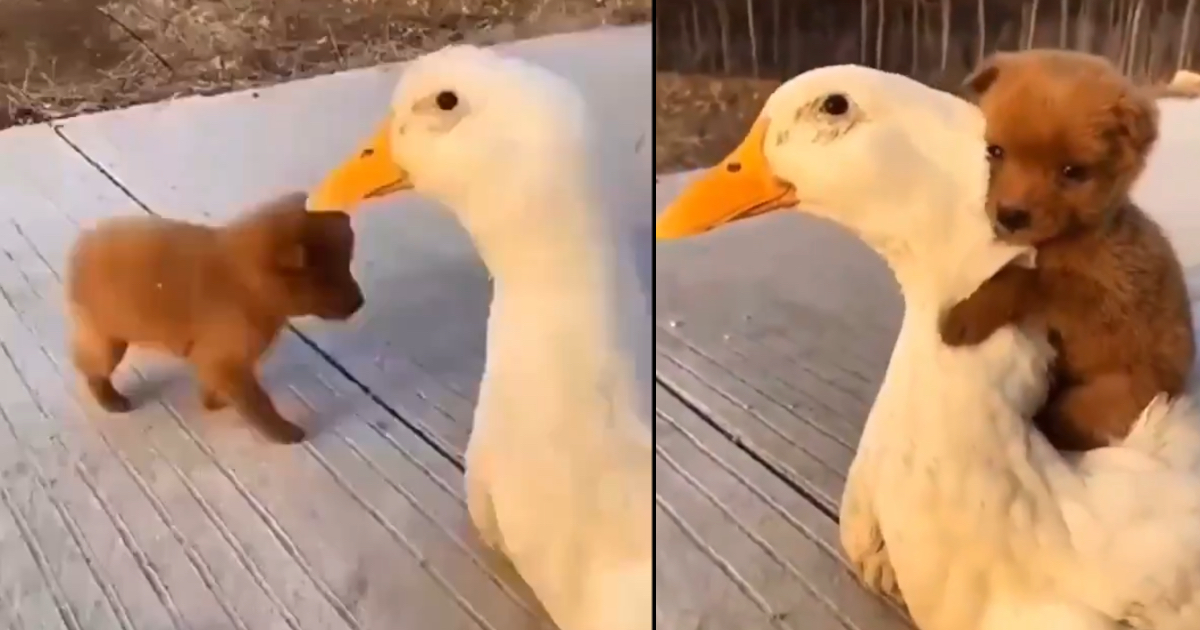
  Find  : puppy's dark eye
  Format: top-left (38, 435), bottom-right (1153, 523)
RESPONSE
top-left (986, 144), bottom-right (1004, 160)
top-left (821, 94), bottom-right (850, 116)
top-left (435, 90), bottom-right (459, 111)
top-left (1061, 164), bottom-right (1088, 182)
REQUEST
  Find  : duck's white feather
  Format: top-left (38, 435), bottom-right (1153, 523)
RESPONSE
top-left (383, 46), bottom-right (651, 630)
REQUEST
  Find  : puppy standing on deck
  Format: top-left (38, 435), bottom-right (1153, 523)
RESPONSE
top-left (67, 191), bottom-right (364, 444)
top-left (939, 49), bottom-right (1195, 451)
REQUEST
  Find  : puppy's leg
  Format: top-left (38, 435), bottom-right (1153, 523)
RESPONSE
top-left (71, 323), bottom-right (131, 413)
top-left (1036, 373), bottom-right (1150, 450)
top-left (940, 265), bottom-right (1035, 346)
top-left (196, 360), bottom-right (306, 444)
top-left (199, 388), bottom-right (229, 411)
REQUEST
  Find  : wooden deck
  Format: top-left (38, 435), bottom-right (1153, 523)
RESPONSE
top-left (654, 174), bottom-right (913, 629)
top-left (0, 28), bottom-right (653, 630)
top-left (0, 125), bottom-right (569, 629)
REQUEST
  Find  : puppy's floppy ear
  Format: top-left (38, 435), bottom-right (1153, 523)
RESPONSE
top-left (1110, 90), bottom-right (1160, 157)
top-left (302, 211), bottom-right (356, 254)
top-left (962, 54), bottom-right (1006, 98)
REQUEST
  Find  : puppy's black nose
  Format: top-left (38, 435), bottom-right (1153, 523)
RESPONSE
top-left (995, 205), bottom-right (1032, 233)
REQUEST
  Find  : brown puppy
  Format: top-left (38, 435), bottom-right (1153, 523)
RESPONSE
top-left (939, 49), bottom-right (1195, 451)
top-left (66, 192), bottom-right (364, 444)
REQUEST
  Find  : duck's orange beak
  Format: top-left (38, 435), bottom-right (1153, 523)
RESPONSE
top-left (655, 118), bottom-right (798, 240)
top-left (308, 117), bottom-right (413, 213)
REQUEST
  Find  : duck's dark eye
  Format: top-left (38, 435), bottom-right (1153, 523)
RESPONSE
top-left (435, 90), bottom-right (459, 111)
top-left (821, 94), bottom-right (850, 116)
top-left (1061, 164), bottom-right (1088, 182)
top-left (986, 144), bottom-right (1004, 160)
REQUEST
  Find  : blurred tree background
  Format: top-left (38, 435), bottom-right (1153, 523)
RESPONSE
top-left (655, 0), bottom-right (1200, 87)
top-left (654, 0), bottom-right (1200, 170)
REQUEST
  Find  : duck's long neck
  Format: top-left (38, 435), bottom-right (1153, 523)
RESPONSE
top-left (459, 173), bottom-right (651, 429)
top-left (859, 196), bottom-right (1071, 506)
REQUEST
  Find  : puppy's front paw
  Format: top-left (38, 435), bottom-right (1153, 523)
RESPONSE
top-left (200, 389), bottom-right (229, 411)
top-left (99, 392), bottom-right (133, 414)
top-left (88, 378), bottom-right (133, 413)
top-left (939, 306), bottom-right (994, 347)
top-left (261, 419), bottom-right (307, 445)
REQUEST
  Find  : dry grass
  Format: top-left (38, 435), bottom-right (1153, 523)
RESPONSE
top-left (0, 0), bottom-right (651, 129)
top-left (655, 72), bottom-right (779, 172)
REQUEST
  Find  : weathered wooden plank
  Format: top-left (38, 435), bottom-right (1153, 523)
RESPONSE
top-left (655, 496), bottom-right (779, 630)
top-left (657, 333), bottom-right (851, 512)
top-left (655, 384), bottom-right (911, 630)
top-left (654, 174), bottom-right (911, 629)
top-left (54, 26), bottom-right (656, 469)
top-left (0, 123), bottom-right (550, 630)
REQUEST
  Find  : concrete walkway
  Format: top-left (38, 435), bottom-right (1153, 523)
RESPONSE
top-left (0, 26), bottom-right (649, 630)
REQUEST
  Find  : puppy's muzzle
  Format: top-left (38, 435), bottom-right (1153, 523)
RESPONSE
top-left (995, 205), bottom-right (1032, 234)
top-left (322, 290), bottom-right (365, 320)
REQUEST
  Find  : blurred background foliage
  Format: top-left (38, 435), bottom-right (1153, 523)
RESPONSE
top-left (654, 0), bottom-right (1200, 87)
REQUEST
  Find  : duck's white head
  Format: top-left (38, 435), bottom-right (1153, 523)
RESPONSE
top-left (307, 45), bottom-right (595, 246)
top-left (656, 65), bottom-right (1034, 307)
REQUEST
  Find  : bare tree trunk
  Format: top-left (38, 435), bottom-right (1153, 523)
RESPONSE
top-left (1076, 0), bottom-right (1093, 53)
top-left (912, 0), bottom-right (920, 76)
top-left (977, 0), bottom-right (986, 64)
top-left (1118, 0), bottom-right (1135, 73)
top-left (862, 0), bottom-right (870, 64)
top-left (772, 0), bottom-right (782, 70)
top-left (713, 0), bottom-right (731, 72)
top-left (1127, 0), bottom-right (1145, 77)
top-left (876, 0), bottom-right (886, 69)
top-left (655, 9), bottom-right (662, 63)
top-left (746, 0), bottom-right (759, 77)
top-left (1180, 0), bottom-right (1197, 71)
top-left (1027, 0), bottom-right (1042, 48)
top-left (1108, 0), bottom-right (1117, 50)
top-left (941, 0), bottom-right (951, 71)
top-left (691, 2), bottom-right (705, 68)
top-left (1060, 0), bottom-right (1070, 47)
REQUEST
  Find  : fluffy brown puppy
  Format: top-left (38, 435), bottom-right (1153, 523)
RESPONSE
top-left (939, 49), bottom-right (1195, 451)
top-left (66, 192), bottom-right (364, 444)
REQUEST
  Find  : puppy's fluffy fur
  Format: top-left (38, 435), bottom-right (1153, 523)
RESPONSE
top-left (939, 49), bottom-right (1195, 451)
top-left (67, 192), bottom-right (364, 444)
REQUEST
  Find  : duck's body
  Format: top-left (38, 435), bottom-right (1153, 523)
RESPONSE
top-left (464, 136), bottom-right (651, 630)
top-left (866, 297), bottom-right (1200, 630)
top-left (307, 45), bottom-right (651, 630)
top-left (656, 64), bottom-right (1200, 630)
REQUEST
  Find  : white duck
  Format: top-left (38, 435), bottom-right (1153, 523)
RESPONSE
top-left (656, 65), bottom-right (1200, 630)
top-left (306, 46), bottom-right (652, 630)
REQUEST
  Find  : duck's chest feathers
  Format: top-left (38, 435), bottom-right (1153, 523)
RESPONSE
top-left (867, 324), bottom-right (1066, 610)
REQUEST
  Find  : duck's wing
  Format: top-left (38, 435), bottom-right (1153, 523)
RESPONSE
top-left (1065, 394), bottom-right (1200, 626)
